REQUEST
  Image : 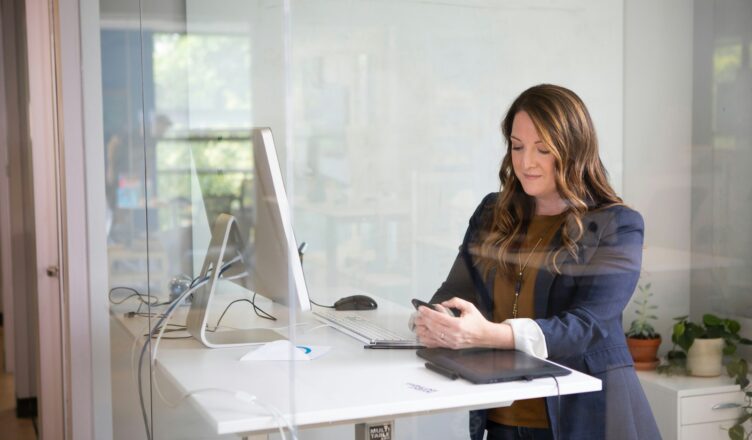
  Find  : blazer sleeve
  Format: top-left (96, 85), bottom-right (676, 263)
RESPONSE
top-left (429, 193), bottom-right (497, 310)
top-left (535, 207), bottom-right (644, 359)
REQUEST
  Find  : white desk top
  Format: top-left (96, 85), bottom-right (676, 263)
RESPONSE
top-left (114, 295), bottom-right (601, 436)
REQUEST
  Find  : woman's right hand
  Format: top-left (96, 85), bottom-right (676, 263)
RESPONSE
top-left (413, 297), bottom-right (514, 349)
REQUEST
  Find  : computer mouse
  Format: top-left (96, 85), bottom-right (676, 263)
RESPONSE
top-left (333, 295), bottom-right (378, 311)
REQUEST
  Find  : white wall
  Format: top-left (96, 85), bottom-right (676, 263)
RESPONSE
top-left (622, 0), bottom-right (694, 353)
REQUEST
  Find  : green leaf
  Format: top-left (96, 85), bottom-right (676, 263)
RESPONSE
top-left (704, 314), bottom-right (722, 326)
top-left (649, 315), bottom-right (659, 320)
top-left (724, 345), bottom-right (737, 356)
top-left (727, 320), bottom-right (741, 334)
top-left (674, 315), bottom-right (688, 321)
top-left (728, 424), bottom-right (744, 440)
top-left (674, 321), bottom-right (685, 337)
top-left (676, 332), bottom-right (695, 353)
top-left (646, 283), bottom-right (652, 289)
top-left (739, 337), bottom-right (752, 345)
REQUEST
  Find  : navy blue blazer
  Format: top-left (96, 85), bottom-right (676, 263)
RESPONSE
top-left (430, 193), bottom-right (661, 440)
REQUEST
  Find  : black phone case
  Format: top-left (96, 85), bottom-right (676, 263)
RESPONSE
top-left (411, 298), bottom-right (437, 311)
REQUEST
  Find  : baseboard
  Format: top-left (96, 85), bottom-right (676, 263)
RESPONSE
top-left (16, 397), bottom-right (37, 418)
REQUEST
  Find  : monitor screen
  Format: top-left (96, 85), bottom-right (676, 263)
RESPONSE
top-left (249, 127), bottom-right (310, 311)
top-left (185, 127), bottom-right (310, 348)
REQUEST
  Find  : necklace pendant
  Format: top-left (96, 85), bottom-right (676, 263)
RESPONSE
top-left (514, 279), bottom-right (522, 293)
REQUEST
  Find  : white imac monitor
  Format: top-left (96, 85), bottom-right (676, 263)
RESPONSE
top-left (186, 127), bottom-right (310, 348)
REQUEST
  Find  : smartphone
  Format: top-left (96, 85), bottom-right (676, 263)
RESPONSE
top-left (411, 298), bottom-right (439, 311)
top-left (412, 298), bottom-right (460, 317)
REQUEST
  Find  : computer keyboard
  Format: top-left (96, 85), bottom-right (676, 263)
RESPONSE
top-left (313, 309), bottom-right (420, 346)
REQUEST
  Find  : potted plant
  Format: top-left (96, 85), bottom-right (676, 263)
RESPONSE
top-left (661, 314), bottom-right (751, 377)
top-left (625, 282), bottom-right (661, 370)
top-left (657, 314), bottom-right (752, 439)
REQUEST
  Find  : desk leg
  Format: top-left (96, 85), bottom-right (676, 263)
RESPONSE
top-left (355, 420), bottom-right (394, 440)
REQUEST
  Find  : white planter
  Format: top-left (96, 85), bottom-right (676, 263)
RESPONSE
top-left (687, 338), bottom-right (724, 377)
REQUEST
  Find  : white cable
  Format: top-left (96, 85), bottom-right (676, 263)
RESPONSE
top-left (128, 310), bottom-right (169, 382)
top-left (152, 366), bottom-right (179, 408)
top-left (137, 277), bottom-right (210, 440)
top-left (129, 316), bottom-right (171, 373)
top-left (139, 256), bottom-right (301, 439)
top-left (151, 304), bottom-right (181, 366)
top-left (151, 280), bottom-right (207, 366)
top-left (253, 399), bottom-right (293, 440)
top-left (220, 270), bottom-right (248, 281)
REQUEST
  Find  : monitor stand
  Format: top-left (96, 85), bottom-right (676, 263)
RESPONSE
top-left (186, 214), bottom-right (286, 348)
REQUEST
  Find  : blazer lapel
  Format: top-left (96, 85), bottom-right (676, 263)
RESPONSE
top-left (534, 231), bottom-right (562, 319)
top-left (534, 265), bottom-right (556, 319)
top-left (534, 214), bottom-right (604, 318)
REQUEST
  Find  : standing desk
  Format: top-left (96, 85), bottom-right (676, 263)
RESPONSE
top-left (112, 295), bottom-right (601, 439)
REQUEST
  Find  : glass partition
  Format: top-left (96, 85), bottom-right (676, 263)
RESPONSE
top-left (98, 0), bottom-right (159, 438)
top-left (84, 0), bottom-right (752, 439)
top-left (100, 0), bottom-right (277, 438)
top-left (95, 0), bottom-right (627, 438)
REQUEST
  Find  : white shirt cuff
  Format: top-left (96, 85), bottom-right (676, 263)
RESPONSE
top-left (503, 318), bottom-right (548, 359)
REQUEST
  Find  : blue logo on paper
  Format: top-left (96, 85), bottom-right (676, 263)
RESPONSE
top-left (296, 345), bottom-right (312, 354)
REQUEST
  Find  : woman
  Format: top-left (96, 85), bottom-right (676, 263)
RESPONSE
top-left (413, 84), bottom-right (660, 440)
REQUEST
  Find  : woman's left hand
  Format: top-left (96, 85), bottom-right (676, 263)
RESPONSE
top-left (414, 297), bottom-right (512, 349)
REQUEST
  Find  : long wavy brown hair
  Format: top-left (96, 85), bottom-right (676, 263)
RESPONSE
top-left (476, 84), bottom-right (622, 279)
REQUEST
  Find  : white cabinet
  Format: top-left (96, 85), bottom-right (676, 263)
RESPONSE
top-left (637, 371), bottom-right (749, 440)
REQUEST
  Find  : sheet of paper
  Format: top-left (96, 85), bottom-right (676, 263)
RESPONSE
top-left (240, 340), bottom-right (330, 361)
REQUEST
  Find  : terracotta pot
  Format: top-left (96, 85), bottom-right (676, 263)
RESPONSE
top-left (627, 336), bottom-right (661, 370)
top-left (687, 338), bottom-right (724, 377)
